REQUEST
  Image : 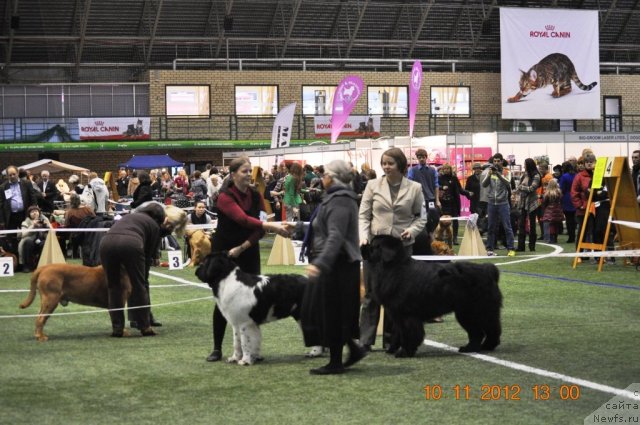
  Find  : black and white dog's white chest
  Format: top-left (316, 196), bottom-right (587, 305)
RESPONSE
top-left (214, 268), bottom-right (305, 325)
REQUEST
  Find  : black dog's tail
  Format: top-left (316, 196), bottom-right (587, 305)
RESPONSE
top-left (478, 264), bottom-right (502, 351)
top-left (485, 264), bottom-right (502, 306)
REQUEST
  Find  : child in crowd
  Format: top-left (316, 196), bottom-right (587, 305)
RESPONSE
top-left (541, 179), bottom-right (564, 244)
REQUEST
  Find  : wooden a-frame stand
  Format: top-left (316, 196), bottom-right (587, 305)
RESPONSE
top-left (573, 157), bottom-right (640, 272)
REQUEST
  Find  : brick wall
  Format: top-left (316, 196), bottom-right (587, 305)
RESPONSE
top-left (150, 70), bottom-right (640, 116)
top-left (3, 69), bottom-right (639, 173)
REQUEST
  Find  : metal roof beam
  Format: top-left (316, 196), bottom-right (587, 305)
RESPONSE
top-left (2, 0), bottom-right (19, 77)
top-left (73, 0), bottom-right (92, 80)
top-left (345, 0), bottom-right (369, 57)
top-left (600, 0), bottom-right (618, 28)
top-left (2, 35), bottom-right (639, 53)
top-left (280, 0), bottom-right (302, 58)
top-left (214, 0), bottom-right (234, 59)
top-left (613, 0), bottom-right (640, 45)
top-left (145, 0), bottom-right (164, 66)
top-left (467, 0), bottom-right (497, 58)
top-left (407, 0), bottom-right (434, 58)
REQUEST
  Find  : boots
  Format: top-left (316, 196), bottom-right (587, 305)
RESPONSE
top-left (310, 344), bottom-right (345, 375)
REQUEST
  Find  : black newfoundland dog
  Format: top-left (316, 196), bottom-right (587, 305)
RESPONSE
top-left (362, 235), bottom-right (502, 357)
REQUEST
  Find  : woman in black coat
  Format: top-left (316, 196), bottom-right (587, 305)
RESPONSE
top-left (130, 170), bottom-right (153, 209)
top-left (438, 163), bottom-right (470, 244)
top-left (302, 159), bottom-right (366, 375)
top-left (99, 202), bottom-right (186, 337)
top-left (464, 163), bottom-right (483, 215)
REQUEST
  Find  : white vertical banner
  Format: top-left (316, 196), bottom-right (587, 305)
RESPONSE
top-left (500, 8), bottom-right (600, 120)
top-left (271, 102), bottom-right (296, 149)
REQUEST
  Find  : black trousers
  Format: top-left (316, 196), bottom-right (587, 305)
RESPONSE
top-left (564, 210), bottom-right (576, 242)
top-left (4, 211), bottom-right (26, 254)
top-left (212, 244), bottom-right (260, 352)
top-left (517, 209), bottom-right (538, 250)
top-left (100, 234), bottom-right (150, 331)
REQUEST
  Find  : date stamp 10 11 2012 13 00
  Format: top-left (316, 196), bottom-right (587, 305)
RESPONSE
top-left (423, 384), bottom-right (581, 401)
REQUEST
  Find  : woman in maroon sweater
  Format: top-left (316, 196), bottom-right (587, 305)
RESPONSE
top-left (206, 157), bottom-right (293, 362)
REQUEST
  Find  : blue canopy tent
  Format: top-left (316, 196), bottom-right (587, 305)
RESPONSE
top-left (119, 154), bottom-right (183, 169)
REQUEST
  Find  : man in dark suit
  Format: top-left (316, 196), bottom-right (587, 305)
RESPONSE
top-left (37, 170), bottom-right (60, 214)
top-left (0, 165), bottom-right (38, 255)
top-left (115, 169), bottom-right (130, 199)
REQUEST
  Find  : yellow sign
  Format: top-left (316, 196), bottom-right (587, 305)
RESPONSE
top-left (591, 157), bottom-right (607, 189)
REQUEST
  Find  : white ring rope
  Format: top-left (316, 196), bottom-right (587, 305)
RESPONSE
top-left (0, 294), bottom-right (214, 319)
top-left (0, 222), bottom-right (215, 235)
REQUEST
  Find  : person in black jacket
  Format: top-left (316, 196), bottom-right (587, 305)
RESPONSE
top-left (438, 163), bottom-right (471, 245)
top-left (0, 165), bottom-right (38, 258)
top-left (464, 163), bottom-right (483, 215)
top-left (115, 169), bottom-right (130, 199)
top-left (130, 170), bottom-right (153, 209)
top-left (99, 202), bottom-right (186, 337)
top-left (206, 156), bottom-right (293, 362)
top-left (301, 159), bottom-right (366, 375)
top-left (36, 170), bottom-right (60, 214)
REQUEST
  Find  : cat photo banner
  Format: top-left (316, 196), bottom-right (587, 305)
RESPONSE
top-left (500, 7), bottom-right (600, 120)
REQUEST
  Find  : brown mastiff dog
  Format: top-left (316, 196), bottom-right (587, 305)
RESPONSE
top-left (187, 229), bottom-right (211, 267)
top-left (19, 263), bottom-right (131, 341)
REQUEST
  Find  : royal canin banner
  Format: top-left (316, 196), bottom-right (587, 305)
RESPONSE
top-left (500, 8), bottom-right (600, 120)
top-left (78, 117), bottom-right (151, 140)
top-left (314, 116), bottom-right (380, 139)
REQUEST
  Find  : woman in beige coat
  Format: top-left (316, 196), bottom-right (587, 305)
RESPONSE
top-left (358, 147), bottom-right (426, 353)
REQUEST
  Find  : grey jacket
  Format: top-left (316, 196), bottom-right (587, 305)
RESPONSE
top-left (311, 186), bottom-right (361, 274)
top-left (482, 169), bottom-right (512, 205)
top-left (516, 172), bottom-right (541, 212)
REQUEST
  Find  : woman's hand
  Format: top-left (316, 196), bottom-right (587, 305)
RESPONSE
top-left (306, 264), bottom-right (320, 279)
top-left (263, 221), bottom-right (294, 237)
top-left (228, 246), bottom-right (243, 258)
top-left (360, 239), bottom-right (369, 247)
top-left (400, 230), bottom-right (412, 240)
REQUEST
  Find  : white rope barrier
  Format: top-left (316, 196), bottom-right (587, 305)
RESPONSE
top-left (0, 295), bottom-right (214, 319)
top-left (611, 219), bottom-right (640, 230)
top-left (0, 223), bottom-right (216, 236)
top-left (413, 249), bottom-right (640, 261)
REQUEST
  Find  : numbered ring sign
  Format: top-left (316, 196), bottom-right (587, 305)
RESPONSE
top-left (167, 250), bottom-right (183, 270)
top-left (0, 257), bottom-right (15, 277)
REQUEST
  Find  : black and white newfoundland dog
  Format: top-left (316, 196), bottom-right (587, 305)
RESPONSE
top-left (195, 252), bottom-right (312, 365)
top-left (362, 235), bottom-right (503, 357)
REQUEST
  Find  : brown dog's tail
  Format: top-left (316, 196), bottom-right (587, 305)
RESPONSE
top-left (19, 268), bottom-right (40, 309)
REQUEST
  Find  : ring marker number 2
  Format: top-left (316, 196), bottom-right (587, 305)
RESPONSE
top-left (0, 257), bottom-right (14, 277)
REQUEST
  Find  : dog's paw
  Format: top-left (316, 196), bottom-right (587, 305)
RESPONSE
top-left (481, 340), bottom-right (499, 351)
top-left (226, 356), bottom-right (240, 364)
top-left (238, 358), bottom-right (254, 366)
top-left (394, 347), bottom-right (416, 358)
top-left (305, 346), bottom-right (324, 358)
top-left (36, 334), bottom-right (49, 342)
top-left (458, 345), bottom-right (481, 353)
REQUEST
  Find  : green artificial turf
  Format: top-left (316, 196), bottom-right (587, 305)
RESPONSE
top-left (0, 234), bottom-right (638, 424)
